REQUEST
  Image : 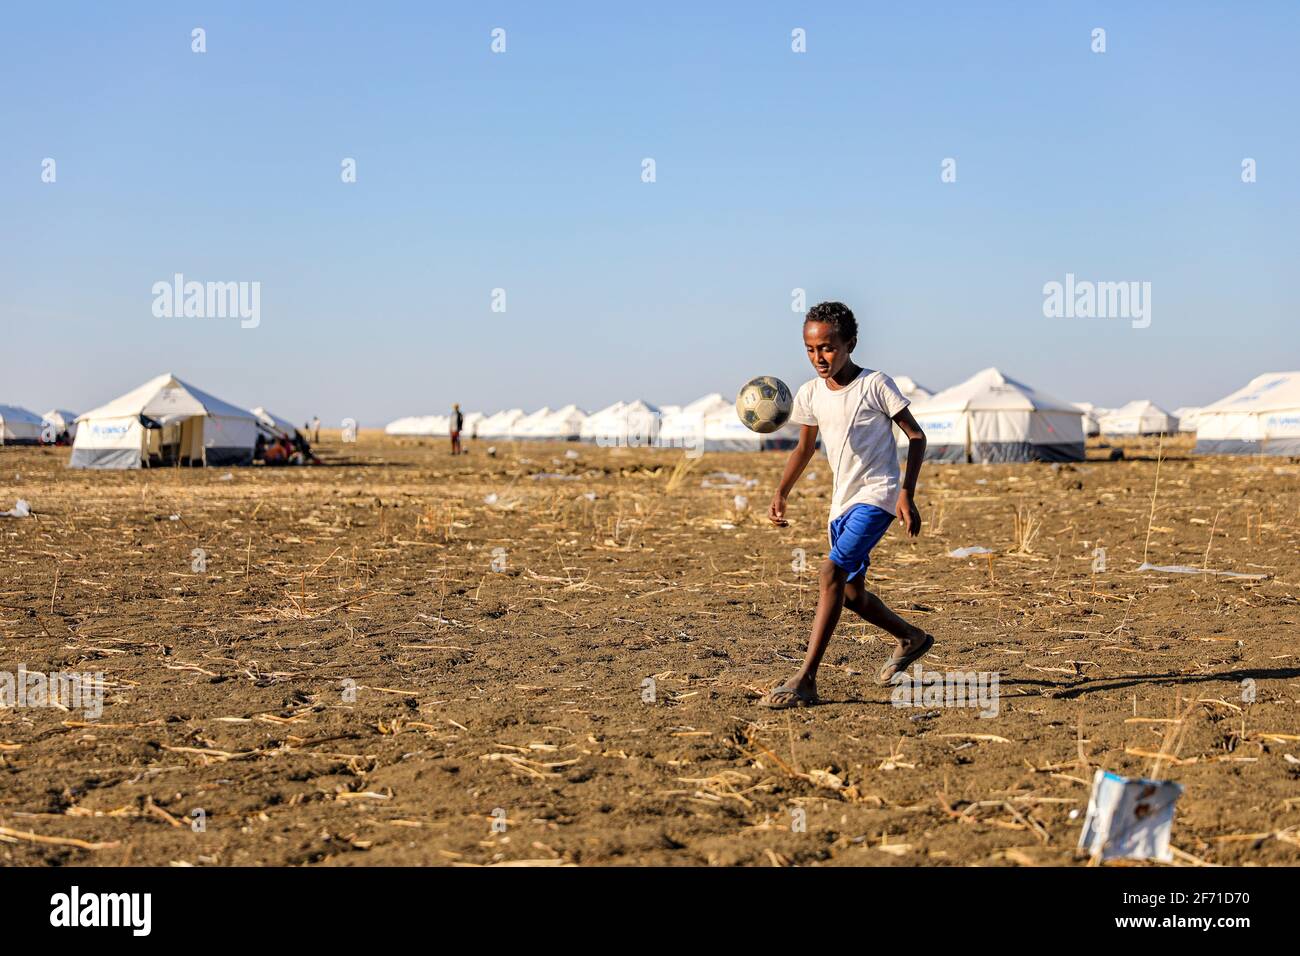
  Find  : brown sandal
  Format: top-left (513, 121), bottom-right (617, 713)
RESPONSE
top-left (878, 633), bottom-right (935, 684)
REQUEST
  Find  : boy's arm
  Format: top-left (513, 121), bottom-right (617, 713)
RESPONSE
top-left (769, 424), bottom-right (819, 526)
top-left (893, 407), bottom-right (926, 536)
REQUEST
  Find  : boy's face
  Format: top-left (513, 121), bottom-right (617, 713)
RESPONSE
top-left (803, 320), bottom-right (855, 379)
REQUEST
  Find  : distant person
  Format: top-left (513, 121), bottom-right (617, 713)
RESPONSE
top-left (263, 436), bottom-right (288, 465)
top-left (311, 416), bottom-right (321, 443)
top-left (450, 404), bottom-right (464, 455)
top-left (292, 429), bottom-right (320, 464)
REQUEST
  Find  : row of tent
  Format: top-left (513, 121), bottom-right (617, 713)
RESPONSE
top-left (901, 369), bottom-right (1299, 460)
top-left (0, 374), bottom-right (305, 467)
top-left (0, 406), bottom-right (80, 444)
top-left (384, 369), bottom-right (1300, 462)
top-left (1074, 400), bottom-right (1182, 437)
top-left (5, 369), bottom-right (1296, 467)
top-left (387, 395), bottom-right (804, 451)
top-left (891, 369), bottom-right (1298, 461)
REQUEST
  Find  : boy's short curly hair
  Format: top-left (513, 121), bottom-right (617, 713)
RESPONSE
top-left (804, 301), bottom-right (858, 343)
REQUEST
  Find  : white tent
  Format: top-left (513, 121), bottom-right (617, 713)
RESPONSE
top-left (1071, 402), bottom-right (1107, 437)
top-left (525, 404), bottom-right (587, 441)
top-left (0, 405), bottom-right (43, 445)
top-left (384, 416), bottom-right (424, 436)
top-left (1099, 400), bottom-right (1178, 437)
top-left (894, 376), bottom-right (934, 403)
top-left (250, 406), bottom-right (301, 440)
top-left (41, 409), bottom-right (79, 442)
top-left (478, 408), bottom-right (525, 439)
top-left (702, 400), bottom-right (800, 452)
top-left (507, 406), bottom-right (553, 439)
top-left (660, 393), bottom-right (730, 451)
top-left (579, 401), bottom-right (624, 443)
top-left (384, 411), bottom-right (480, 437)
top-left (1195, 371), bottom-right (1300, 456)
top-left (384, 414), bottom-right (452, 436)
top-left (70, 373), bottom-right (260, 469)
top-left (905, 367), bottom-right (1085, 463)
top-left (1173, 407), bottom-right (1201, 434)
top-left (889, 377), bottom-right (935, 443)
top-left (580, 400), bottom-right (660, 446)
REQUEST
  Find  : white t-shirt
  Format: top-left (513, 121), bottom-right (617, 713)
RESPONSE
top-left (789, 368), bottom-right (910, 522)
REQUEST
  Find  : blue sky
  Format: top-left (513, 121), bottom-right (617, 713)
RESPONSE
top-left (3, 1), bottom-right (1297, 425)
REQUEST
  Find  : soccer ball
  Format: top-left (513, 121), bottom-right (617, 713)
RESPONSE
top-left (736, 376), bottom-right (793, 434)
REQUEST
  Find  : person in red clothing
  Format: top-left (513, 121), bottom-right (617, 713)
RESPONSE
top-left (450, 404), bottom-right (464, 455)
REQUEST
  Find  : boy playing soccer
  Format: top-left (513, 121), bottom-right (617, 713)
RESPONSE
top-left (761, 301), bottom-right (934, 708)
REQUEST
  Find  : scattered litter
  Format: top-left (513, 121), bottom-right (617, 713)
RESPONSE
top-left (218, 473), bottom-right (234, 481)
top-left (581, 492), bottom-right (597, 501)
top-left (733, 495), bottom-right (749, 512)
top-left (975, 479), bottom-right (988, 485)
top-left (718, 523), bottom-right (736, 530)
top-left (0, 499), bottom-right (31, 518)
top-left (948, 546), bottom-right (994, 558)
top-left (701, 471), bottom-right (758, 489)
top-left (486, 446), bottom-right (497, 457)
top-left (565, 449), bottom-right (579, 459)
top-left (530, 472), bottom-right (581, 481)
top-left (1078, 769), bottom-right (1183, 863)
top-left (169, 514), bottom-right (181, 522)
top-left (484, 493), bottom-right (499, 505)
top-left (1136, 562), bottom-right (1268, 581)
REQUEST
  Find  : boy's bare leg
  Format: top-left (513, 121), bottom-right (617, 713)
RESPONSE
top-left (843, 578), bottom-right (928, 652)
top-left (767, 559), bottom-right (849, 701)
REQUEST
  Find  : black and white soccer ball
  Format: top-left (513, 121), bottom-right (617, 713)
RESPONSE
top-left (736, 376), bottom-right (793, 434)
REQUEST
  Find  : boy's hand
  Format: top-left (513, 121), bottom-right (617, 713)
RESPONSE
top-left (896, 490), bottom-right (921, 537)
top-left (769, 491), bottom-right (789, 527)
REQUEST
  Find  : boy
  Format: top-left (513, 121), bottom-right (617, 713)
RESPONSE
top-left (761, 301), bottom-right (934, 708)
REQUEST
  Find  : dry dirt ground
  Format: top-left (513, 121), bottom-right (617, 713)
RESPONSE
top-left (1, 432), bottom-right (1297, 867)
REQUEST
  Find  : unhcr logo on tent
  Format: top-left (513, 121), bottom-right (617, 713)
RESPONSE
top-left (1041, 273), bottom-right (1150, 329)
top-left (151, 273), bottom-right (261, 329)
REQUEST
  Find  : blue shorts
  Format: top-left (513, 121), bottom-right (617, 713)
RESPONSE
top-left (828, 504), bottom-right (894, 581)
